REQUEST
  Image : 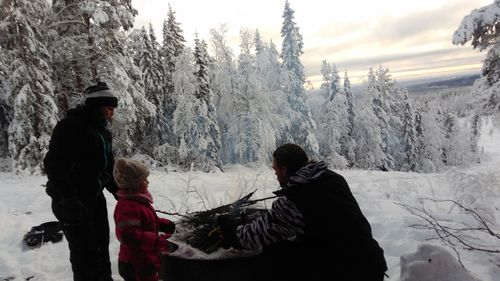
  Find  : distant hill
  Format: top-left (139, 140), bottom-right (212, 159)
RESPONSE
top-left (404, 74), bottom-right (480, 93)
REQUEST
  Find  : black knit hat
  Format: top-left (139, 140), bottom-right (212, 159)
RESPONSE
top-left (84, 82), bottom-right (118, 108)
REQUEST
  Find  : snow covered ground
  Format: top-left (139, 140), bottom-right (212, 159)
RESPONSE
top-left (1, 118), bottom-right (499, 281)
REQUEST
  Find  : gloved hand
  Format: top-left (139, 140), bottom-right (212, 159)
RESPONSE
top-left (159, 220), bottom-right (175, 235)
top-left (59, 197), bottom-right (86, 225)
top-left (216, 214), bottom-right (242, 249)
top-left (156, 234), bottom-right (179, 254)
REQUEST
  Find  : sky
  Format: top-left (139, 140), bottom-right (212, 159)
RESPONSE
top-left (1, 118), bottom-right (499, 280)
top-left (132, 0), bottom-right (493, 86)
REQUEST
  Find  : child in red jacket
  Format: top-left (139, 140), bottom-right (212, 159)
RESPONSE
top-left (113, 158), bottom-right (176, 281)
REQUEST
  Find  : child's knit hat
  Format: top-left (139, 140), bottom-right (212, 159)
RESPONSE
top-left (113, 158), bottom-right (149, 190)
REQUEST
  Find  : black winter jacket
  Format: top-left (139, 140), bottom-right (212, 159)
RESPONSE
top-left (44, 105), bottom-right (117, 204)
top-left (278, 169), bottom-right (387, 275)
top-left (238, 164), bottom-right (387, 280)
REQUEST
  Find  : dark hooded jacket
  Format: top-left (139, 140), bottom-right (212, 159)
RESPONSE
top-left (236, 161), bottom-right (387, 280)
top-left (44, 105), bottom-right (117, 204)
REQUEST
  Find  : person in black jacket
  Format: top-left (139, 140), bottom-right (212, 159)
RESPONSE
top-left (218, 143), bottom-right (388, 281)
top-left (44, 82), bottom-right (119, 281)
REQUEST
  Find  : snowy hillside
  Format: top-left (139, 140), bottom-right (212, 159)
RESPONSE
top-left (0, 118), bottom-right (499, 281)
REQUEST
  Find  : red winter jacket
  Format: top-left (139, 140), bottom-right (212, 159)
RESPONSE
top-left (113, 191), bottom-right (174, 270)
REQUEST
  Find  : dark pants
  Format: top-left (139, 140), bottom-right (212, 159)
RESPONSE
top-left (52, 192), bottom-right (112, 281)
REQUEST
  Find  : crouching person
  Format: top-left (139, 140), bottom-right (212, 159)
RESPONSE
top-left (113, 158), bottom-right (177, 281)
top-left (217, 143), bottom-right (387, 281)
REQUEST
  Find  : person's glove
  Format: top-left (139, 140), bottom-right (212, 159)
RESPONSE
top-left (159, 220), bottom-right (175, 235)
top-left (60, 197), bottom-right (86, 225)
top-left (156, 234), bottom-right (179, 254)
top-left (216, 214), bottom-right (242, 249)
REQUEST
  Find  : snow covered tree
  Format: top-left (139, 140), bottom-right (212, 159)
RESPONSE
top-left (125, 28), bottom-right (143, 66)
top-left (344, 71), bottom-right (355, 136)
top-left (470, 114), bottom-right (481, 158)
top-left (0, 54), bottom-right (11, 159)
top-left (170, 48), bottom-right (198, 169)
top-left (442, 112), bottom-right (457, 165)
top-left (368, 66), bottom-right (406, 170)
top-left (161, 4), bottom-right (185, 95)
top-left (0, 0), bottom-right (59, 173)
top-left (254, 38), bottom-right (286, 156)
top-left (441, 111), bottom-right (474, 166)
top-left (226, 29), bottom-right (277, 165)
top-left (170, 47), bottom-right (221, 171)
top-left (193, 35), bottom-right (223, 170)
top-left (328, 64), bottom-right (341, 101)
top-left (415, 100), bottom-right (444, 172)
top-left (48, 0), bottom-right (94, 114)
top-left (341, 72), bottom-right (356, 166)
top-left (281, 0), bottom-right (304, 83)
top-left (46, 0), bottom-right (155, 156)
top-left (320, 60), bottom-right (332, 90)
top-left (254, 29), bottom-right (265, 57)
top-left (453, 0), bottom-right (500, 116)
top-left (136, 25), bottom-right (165, 154)
top-left (318, 67), bottom-right (349, 168)
top-left (210, 25), bottom-right (240, 164)
top-left (401, 91), bottom-right (419, 171)
top-left (82, 1), bottom-right (154, 156)
top-left (102, 46), bottom-right (155, 156)
top-left (280, 0), bottom-right (319, 157)
top-left (255, 39), bottom-right (283, 102)
top-left (156, 5), bottom-right (185, 161)
top-left (139, 26), bottom-right (163, 105)
top-left (353, 93), bottom-right (385, 169)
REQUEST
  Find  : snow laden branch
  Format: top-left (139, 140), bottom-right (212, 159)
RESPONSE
top-left (453, 0), bottom-right (500, 50)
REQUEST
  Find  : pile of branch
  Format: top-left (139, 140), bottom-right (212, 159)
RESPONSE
top-left (158, 191), bottom-right (271, 254)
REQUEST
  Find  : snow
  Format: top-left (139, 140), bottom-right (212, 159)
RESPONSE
top-left (400, 244), bottom-right (479, 281)
top-left (1, 119), bottom-right (499, 281)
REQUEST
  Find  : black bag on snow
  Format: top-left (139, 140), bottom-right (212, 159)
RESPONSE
top-left (23, 221), bottom-right (63, 247)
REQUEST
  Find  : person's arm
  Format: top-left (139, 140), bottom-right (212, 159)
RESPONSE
top-left (43, 118), bottom-right (80, 200)
top-left (105, 151), bottom-right (118, 196)
top-left (236, 197), bottom-right (306, 250)
top-left (102, 130), bottom-right (118, 196)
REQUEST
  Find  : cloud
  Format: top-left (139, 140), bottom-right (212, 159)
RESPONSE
top-left (301, 0), bottom-right (487, 83)
top-left (302, 46), bottom-right (484, 85)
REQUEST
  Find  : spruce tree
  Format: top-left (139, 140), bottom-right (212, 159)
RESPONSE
top-left (318, 67), bottom-right (349, 168)
top-left (157, 5), bottom-right (185, 160)
top-left (344, 71), bottom-right (355, 136)
top-left (401, 91), bottom-right (418, 171)
top-left (280, 0), bottom-right (319, 157)
top-left (139, 26), bottom-right (163, 104)
top-left (0, 0), bottom-right (59, 173)
top-left (193, 36), bottom-right (223, 170)
top-left (320, 60), bottom-right (332, 90)
top-left (470, 114), bottom-right (481, 158)
top-left (341, 71), bottom-right (356, 166)
top-left (0, 54), bottom-right (11, 159)
top-left (161, 4), bottom-right (185, 95)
